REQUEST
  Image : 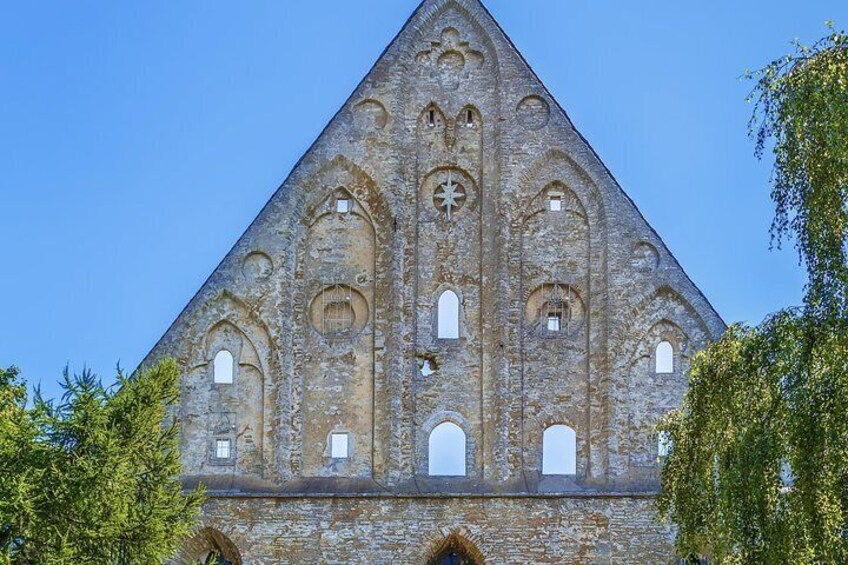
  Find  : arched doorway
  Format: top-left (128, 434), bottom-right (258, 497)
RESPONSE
top-left (200, 549), bottom-right (233, 565)
top-left (429, 548), bottom-right (476, 565)
top-left (424, 532), bottom-right (485, 565)
top-left (171, 527), bottom-right (242, 565)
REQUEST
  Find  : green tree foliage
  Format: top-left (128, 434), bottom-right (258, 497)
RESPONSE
top-left (751, 25), bottom-right (848, 318)
top-left (0, 360), bottom-right (203, 565)
top-left (658, 27), bottom-right (848, 563)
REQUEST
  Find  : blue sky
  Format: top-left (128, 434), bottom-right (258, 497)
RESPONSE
top-left (2, 1), bottom-right (844, 399)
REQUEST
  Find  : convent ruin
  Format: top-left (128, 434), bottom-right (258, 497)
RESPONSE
top-left (147, 0), bottom-right (725, 562)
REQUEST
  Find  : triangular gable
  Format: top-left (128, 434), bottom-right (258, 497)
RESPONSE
top-left (145, 0), bottom-right (724, 367)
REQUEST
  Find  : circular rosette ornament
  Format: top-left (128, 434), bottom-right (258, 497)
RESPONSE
top-left (433, 170), bottom-right (467, 221)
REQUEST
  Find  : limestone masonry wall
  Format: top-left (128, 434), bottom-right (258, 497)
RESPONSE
top-left (149, 0), bottom-right (725, 562)
top-left (174, 496), bottom-right (673, 564)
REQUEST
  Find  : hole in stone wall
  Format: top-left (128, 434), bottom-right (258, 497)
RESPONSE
top-left (419, 358), bottom-right (438, 377)
top-left (428, 109), bottom-right (436, 127)
top-left (336, 198), bottom-right (350, 213)
top-left (465, 109), bottom-right (475, 127)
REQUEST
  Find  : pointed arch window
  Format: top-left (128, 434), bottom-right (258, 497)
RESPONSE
top-left (542, 424), bottom-right (577, 475)
top-left (428, 421), bottom-right (466, 476)
top-left (656, 341), bottom-right (674, 373)
top-left (213, 350), bottom-right (234, 384)
top-left (437, 290), bottom-right (460, 339)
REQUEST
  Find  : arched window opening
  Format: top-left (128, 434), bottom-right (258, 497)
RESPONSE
top-left (437, 290), bottom-right (460, 339)
top-left (657, 431), bottom-right (672, 460)
top-left (213, 350), bottom-right (234, 384)
top-left (465, 109), bottom-right (475, 127)
top-left (542, 424), bottom-right (577, 475)
top-left (656, 341), bottom-right (674, 373)
top-left (428, 421), bottom-right (466, 476)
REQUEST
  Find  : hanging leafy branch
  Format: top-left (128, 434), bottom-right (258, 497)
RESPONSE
top-left (748, 25), bottom-right (848, 318)
top-left (659, 25), bottom-right (848, 564)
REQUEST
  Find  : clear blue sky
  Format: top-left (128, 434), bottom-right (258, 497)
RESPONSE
top-left (2, 1), bottom-right (844, 399)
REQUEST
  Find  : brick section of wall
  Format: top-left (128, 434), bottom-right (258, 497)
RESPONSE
top-left (194, 495), bottom-right (674, 564)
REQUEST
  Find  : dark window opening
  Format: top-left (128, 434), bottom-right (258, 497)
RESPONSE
top-left (203, 550), bottom-right (233, 565)
top-left (430, 550), bottom-right (475, 565)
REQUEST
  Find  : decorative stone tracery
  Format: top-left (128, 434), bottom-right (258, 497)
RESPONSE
top-left (416, 27), bottom-right (485, 90)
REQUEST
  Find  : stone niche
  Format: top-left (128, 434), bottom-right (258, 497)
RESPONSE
top-left (299, 186), bottom-right (376, 479)
top-left (520, 182), bottom-right (591, 479)
top-left (180, 309), bottom-right (269, 479)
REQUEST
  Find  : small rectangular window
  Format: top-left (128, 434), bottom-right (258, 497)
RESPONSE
top-left (547, 315), bottom-right (561, 332)
top-left (465, 109), bottom-right (475, 127)
top-left (428, 109), bottom-right (436, 127)
top-left (549, 196), bottom-right (562, 211)
top-left (216, 439), bottom-right (231, 459)
top-left (336, 199), bottom-right (350, 213)
top-left (330, 433), bottom-right (349, 459)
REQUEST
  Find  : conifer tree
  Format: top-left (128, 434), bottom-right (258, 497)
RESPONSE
top-left (0, 360), bottom-right (203, 564)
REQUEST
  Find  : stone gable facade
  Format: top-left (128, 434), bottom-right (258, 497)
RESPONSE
top-left (147, 0), bottom-right (725, 562)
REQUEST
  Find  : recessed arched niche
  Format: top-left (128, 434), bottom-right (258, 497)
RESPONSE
top-left (308, 284), bottom-right (370, 339)
top-left (353, 99), bottom-right (388, 132)
top-left (626, 317), bottom-right (692, 478)
top-left (524, 283), bottom-right (586, 337)
top-left (416, 27), bottom-right (486, 90)
top-left (419, 167), bottom-right (478, 223)
top-left (296, 158), bottom-right (383, 480)
top-left (517, 94), bottom-right (551, 130)
top-left (241, 251), bottom-right (273, 282)
top-left (632, 241), bottom-right (660, 273)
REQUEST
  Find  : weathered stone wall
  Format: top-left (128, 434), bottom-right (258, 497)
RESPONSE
top-left (173, 495), bottom-right (675, 565)
top-left (146, 0), bottom-right (727, 561)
